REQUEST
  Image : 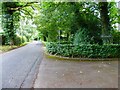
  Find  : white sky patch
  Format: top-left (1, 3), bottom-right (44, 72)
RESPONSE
top-left (108, 0), bottom-right (120, 2)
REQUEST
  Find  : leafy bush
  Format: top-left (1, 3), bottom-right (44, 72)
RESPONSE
top-left (22, 36), bottom-right (27, 43)
top-left (46, 42), bottom-right (120, 58)
top-left (14, 35), bottom-right (27, 45)
top-left (56, 41), bottom-right (72, 44)
top-left (14, 35), bottom-right (22, 45)
top-left (73, 28), bottom-right (90, 45)
top-left (0, 45), bottom-right (17, 52)
top-left (112, 30), bottom-right (120, 44)
top-left (73, 27), bottom-right (102, 45)
top-left (0, 33), bottom-right (6, 45)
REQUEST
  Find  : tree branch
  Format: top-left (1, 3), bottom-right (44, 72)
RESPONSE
top-left (21, 9), bottom-right (33, 18)
top-left (7, 2), bottom-right (38, 11)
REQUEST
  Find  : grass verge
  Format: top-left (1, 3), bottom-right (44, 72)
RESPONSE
top-left (0, 42), bottom-right (29, 53)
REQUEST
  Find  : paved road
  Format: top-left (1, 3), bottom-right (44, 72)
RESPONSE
top-left (1, 41), bottom-right (43, 88)
top-left (0, 41), bottom-right (118, 88)
top-left (34, 57), bottom-right (118, 88)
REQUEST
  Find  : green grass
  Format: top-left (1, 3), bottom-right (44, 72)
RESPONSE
top-left (0, 45), bottom-right (18, 52)
top-left (0, 42), bottom-right (28, 53)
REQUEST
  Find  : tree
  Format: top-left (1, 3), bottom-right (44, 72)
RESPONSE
top-left (34, 2), bottom-right (74, 42)
top-left (1, 1), bottom-right (118, 45)
top-left (2, 2), bottom-right (38, 45)
top-left (98, 1), bottom-right (112, 44)
top-left (109, 2), bottom-right (118, 28)
top-left (70, 2), bottom-right (102, 44)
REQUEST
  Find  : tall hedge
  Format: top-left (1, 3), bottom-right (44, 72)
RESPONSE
top-left (46, 42), bottom-right (120, 58)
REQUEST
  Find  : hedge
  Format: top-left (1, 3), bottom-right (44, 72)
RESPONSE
top-left (46, 42), bottom-right (120, 58)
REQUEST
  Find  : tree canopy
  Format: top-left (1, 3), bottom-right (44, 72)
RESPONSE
top-left (0, 1), bottom-right (120, 45)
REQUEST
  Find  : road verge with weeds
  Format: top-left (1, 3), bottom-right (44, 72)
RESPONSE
top-left (0, 42), bottom-right (29, 54)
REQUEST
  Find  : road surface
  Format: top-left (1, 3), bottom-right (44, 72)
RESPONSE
top-left (0, 41), bottom-right (118, 88)
top-left (1, 41), bottom-right (43, 88)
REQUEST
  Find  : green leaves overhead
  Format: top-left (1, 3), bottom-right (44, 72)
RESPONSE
top-left (33, 2), bottom-right (119, 44)
top-left (1, 1), bottom-right (119, 45)
top-left (1, 2), bottom-right (38, 45)
top-left (34, 2), bottom-right (74, 41)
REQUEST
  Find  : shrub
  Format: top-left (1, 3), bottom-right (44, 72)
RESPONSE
top-left (112, 30), bottom-right (120, 44)
top-left (46, 42), bottom-right (58, 54)
top-left (14, 35), bottom-right (22, 45)
top-left (46, 42), bottom-right (120, 58)
top-left (56, 41), bottom-right (72, 44)
top-left (22, 36), bottom-right (27, 43)
top-left (0, 33), bottom-right (6, 45)
top-left (14, 35), bottom-right (27, 45)
top-left (73, 28), bottom-right (102, 45)
top-left (73, 28), bottom-right (90, 45)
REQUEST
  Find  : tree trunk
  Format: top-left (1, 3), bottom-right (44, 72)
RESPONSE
top-left (99, 1), bottom-right (112, 44)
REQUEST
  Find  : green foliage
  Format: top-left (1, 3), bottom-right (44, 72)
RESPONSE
top-left (19, 42), bottom-right (28, 47)
top-left (2, 2), bottom-right (38, 45)
top-left (1, 2), bottom-right (119, 46)
top-left (0, 32), bottom-right (6, 45)
top-left (108, 2), bottom-right (119, 28)
top-left (0, 43), bottom-right (27, 52)
top-left (2, 2), bottom-right (20, 44)
top-left (35, 2), bottom-right (103, 44)
top-left (56, 41), bottom-right (72, 44)
top-left (0, 45), bottom-right (18, 52)
top-left (73, 28), bottom-right (90, 45)
top-left (14, 35), bottom-right (27, 45)
top-left (21, 36), bottom-right (27, 43)
top-left (46, 42), bottom-right (120, 58)
top-left (14, 35), bottom-right (22, 45)
top-left (73, 27), bottom-right (102, 45)
top-left (112, 30), bottom-right (120, 44)
top-left (34, 2), bottom-right (74, 42)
